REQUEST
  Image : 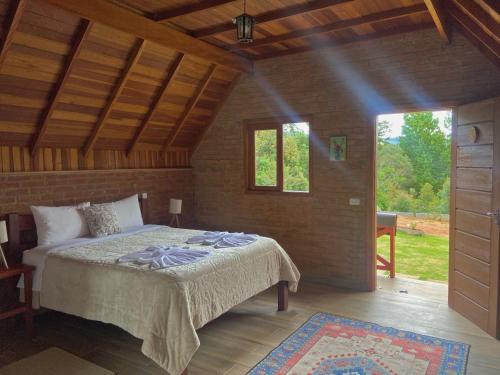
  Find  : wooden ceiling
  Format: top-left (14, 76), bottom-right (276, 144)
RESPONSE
top-left (0, 0), bottom-right (498, 160)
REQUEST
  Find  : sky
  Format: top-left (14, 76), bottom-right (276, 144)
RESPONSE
top-left (377, 111), bottom-right (452, 138)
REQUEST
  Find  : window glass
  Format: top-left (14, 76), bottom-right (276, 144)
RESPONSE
top-left (283, 122), bottom-right (310, 192)
top-left (255, 129), bottom-right (277, 186)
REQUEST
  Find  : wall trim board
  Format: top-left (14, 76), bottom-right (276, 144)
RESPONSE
top-left (0, 167), bottom-right (192, 177)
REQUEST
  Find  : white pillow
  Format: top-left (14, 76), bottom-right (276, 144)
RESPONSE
top-left (112, 194), bottom-right (144, 229)
top-left (31, 202), bottom-right (90, 246)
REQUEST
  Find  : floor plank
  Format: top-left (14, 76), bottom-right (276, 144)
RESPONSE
top-left (1, 277), bottom-right (499, 374)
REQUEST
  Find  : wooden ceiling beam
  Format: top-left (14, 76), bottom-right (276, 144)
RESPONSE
top-left (154, 0), bottom-right (236, 22)
top-left (127, 53), bottom-right (185, 156)
top-left (230, 4), bottom-right (428, 51)
top-left (453, 0), bottom-right (499, 43)
top-left (31, 20), bottom-right (93, 157)
top-left (190, 73), bottom-right (241, 156)
top-left (41, 0), bottom-right (252, 73)
top-left (192, 0), bottom-right (353, 38)
top-left (83, 40), bottom-right (146, 158)
top-left (254, 23), bottom-right (435, 61)
top-left (424, 0), bottom-right (451, 42)
top-left (475, 0), bottom-right (499, 22)
top-left (448, 3), bottom-right (500, 64)
top-left (0, 0), bottom-right (27, 69)
top-left (164, 65), bottom-right (217, 150)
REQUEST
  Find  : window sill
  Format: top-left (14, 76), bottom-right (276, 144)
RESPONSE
top-left (245, 189), bottom-right (312, 197)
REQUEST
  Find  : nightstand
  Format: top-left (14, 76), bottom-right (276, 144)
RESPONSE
top-left (0, 265), bottom-right (35, 337)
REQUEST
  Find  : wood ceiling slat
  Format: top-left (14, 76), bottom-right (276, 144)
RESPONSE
top-left (423, 0), bottom-right (451, 42)
top-left (83, 40), bottom-right (146, 158)
top-left (230, 3), bottom-right (428, 51)
top-left (474, 0), bottom-right (499, 23)
top-left (127, 53), bottom-right (185, 156)
top-left (164, 64), bottom-right (216, 150)
top-left (193, 0), bottom-right (353, 38)
top-left (154, 0), bottom-right (235, 21)
top-left (30, 19), bottom-right (93, 156)
top-left (447, 3), bottom-right (500, 66)
top-left (41, 0), bottom-right (252, 73)
top-left (453, 0), bottom-right (499, 43)
top-left (0, 0), bottom-right (27, 69)
top-left (255, 23), bottom-right (435, 60)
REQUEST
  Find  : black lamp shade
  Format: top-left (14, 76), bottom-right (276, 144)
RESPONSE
top-left (234, 13), bottom-right (255, 43)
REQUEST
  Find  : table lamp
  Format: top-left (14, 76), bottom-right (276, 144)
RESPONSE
top-left (0, 220), bottom-right (9, 269)
top-left (169, 199), bottom-right (182, 228)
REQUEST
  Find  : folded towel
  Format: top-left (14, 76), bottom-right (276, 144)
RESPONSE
top-left (117, 246), bottom-right (210, 269)
top-left (186, 231), bottom-right (259, 248)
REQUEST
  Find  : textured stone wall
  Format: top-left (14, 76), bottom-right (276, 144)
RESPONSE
top-left (193, 28), bottom-right (500, 290)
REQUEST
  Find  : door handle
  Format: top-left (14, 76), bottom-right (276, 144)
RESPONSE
top-left (485, 209), bottom-right (500, 225)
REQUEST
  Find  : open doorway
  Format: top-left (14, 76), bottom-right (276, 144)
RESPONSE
top-left (375, 110), bottom-right (452, 287)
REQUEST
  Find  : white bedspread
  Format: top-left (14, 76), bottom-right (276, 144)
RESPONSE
top-left (31, 226), bottom-right (300, 375)
top-left (20, 225), bottom-right (165, 291)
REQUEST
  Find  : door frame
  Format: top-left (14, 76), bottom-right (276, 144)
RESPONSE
top-left (369, 104), bottom-right (455, 292)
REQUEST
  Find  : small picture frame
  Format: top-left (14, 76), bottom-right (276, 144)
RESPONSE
top-left (329, 136), bottom-right (347, 161)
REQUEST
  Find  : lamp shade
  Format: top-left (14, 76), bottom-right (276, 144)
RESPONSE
top-left (169, 199), bottom-right (182, 215)
top-left (0, 220), bottom-right (8, 244)
top-left (233, 13), bottom-right (255, 43)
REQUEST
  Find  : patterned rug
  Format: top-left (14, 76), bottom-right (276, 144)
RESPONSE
top-left (249, 313), bottom-right (469, 375)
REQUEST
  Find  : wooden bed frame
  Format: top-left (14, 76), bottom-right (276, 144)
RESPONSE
top-left (6, 196), bottom-right (289, 373)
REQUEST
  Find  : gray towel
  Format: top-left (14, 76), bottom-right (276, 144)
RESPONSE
top-left (117, 246), bottom-right (210, 269)
top-left (186, 231), bottom-right (259, 248)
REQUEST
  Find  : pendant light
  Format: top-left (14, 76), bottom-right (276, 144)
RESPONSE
top-left (233, 0), bottom-right (255, 43)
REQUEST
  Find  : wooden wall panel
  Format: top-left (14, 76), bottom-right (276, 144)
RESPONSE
top-left (455, 189), bottom-right (491, 213)
top-left (455, 209), bottom-right (491, 239)
top-left (0, 145), bottom-right (190, 172)
top-left (456, 167), bottom-right (492, 191)
top-left (455, 250), bottom-right (490, 285)
top-left (455, 229), bottom-right (491, 262)
top-left (454, 271), bottom-right (490, 309)
top-left (453, 291), bottom-right (489, 331)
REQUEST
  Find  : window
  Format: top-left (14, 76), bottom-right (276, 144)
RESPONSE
top-left (247, 120), bottom-right (310, 193)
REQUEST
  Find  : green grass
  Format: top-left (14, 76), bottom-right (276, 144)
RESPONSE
top-left (377, 231), bottom-right (449, 282)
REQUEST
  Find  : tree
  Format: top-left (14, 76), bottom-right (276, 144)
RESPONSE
top-left (399, 112), bottom-right (450, 192)
top-left (415, 182), bottom-right (440, 213)
top-left (377, 143), bottom-right (416, 211)
top-left (255, 129), bottom-right (277, 186)
top-left (283, 123), bottom-right (309, 191)
top-left (377, 120), bottom-right (391, 146)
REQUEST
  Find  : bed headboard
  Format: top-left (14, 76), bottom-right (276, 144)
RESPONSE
top-left (7, 195), bottom-right (149, 261)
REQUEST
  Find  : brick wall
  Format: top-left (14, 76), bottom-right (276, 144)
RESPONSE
top-left (193, 28), bottom-right (500, 290)
top-left (0, 168), bottom-right (194, 232)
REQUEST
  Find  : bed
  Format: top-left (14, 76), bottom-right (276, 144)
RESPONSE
top-left (8, 198), bottom-right (300, 375)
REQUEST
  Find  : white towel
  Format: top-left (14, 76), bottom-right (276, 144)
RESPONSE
top-left (186, 231), bottom-right (259, 248)
top-left (117, 246), bottom-right (211, 269)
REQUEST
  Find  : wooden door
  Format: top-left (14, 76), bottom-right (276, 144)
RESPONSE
top-left (450, 97), bottom-right (500, 338)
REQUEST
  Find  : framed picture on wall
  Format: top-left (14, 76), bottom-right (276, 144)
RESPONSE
top-left (329, 136), bottom-right (347, 161)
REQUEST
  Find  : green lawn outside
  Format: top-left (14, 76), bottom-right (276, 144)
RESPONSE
top-left (377, 231), bottom-right (449, 282)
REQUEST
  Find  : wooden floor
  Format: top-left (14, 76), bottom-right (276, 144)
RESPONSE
top-left (1, 277), bottom-right (500, 374)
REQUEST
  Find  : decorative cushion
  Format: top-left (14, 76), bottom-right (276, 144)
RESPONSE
top-left (112, 194), bottom-right (144, 229)
top-left (83, 204), bottom-right (121, 238)
top-left (31, 202), bottom-right (90, 246)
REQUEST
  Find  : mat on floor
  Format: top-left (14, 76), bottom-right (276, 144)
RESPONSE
top-left (0, 347), bottom-right (115, 375)
top-left (249, 312), bottom-right (469, 375)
